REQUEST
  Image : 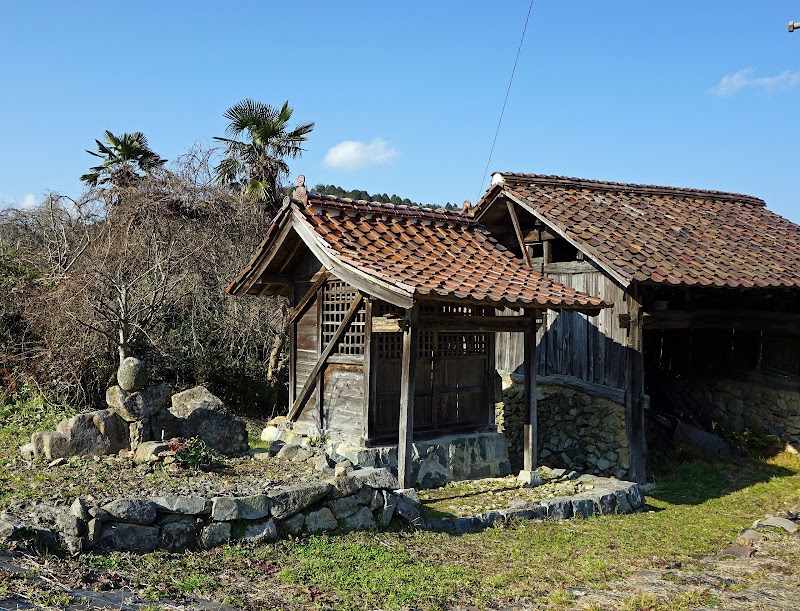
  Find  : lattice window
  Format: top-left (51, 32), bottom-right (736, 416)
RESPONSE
top-left (438, 332), bottom-right (487, 357)
top-left (377, 333), bottom-right (403, 359)
top-left (322, 281), bottom-right (365, 355)
top-left (418, 331), bottom-right (435, 358)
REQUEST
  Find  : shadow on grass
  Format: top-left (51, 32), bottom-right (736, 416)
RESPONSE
top-left (646, 450), bottom-right (798, 506)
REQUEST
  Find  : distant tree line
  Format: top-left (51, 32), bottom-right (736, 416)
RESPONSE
top-left (310, 184), bottom-right (460, 210)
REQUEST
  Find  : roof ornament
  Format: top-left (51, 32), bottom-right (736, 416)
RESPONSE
top-left (292, 174), bottom-right (309, 208)
top-left (491, 173), bottom-right (505, 186)
top-left (461, 199), bottom-right (473, 215)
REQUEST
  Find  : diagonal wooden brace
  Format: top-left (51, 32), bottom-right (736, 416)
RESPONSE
top-left (287, 292), bottom-right (364, 421)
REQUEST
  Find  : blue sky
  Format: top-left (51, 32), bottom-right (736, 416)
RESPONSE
top-left (1, 1), bottom-right (799, 221)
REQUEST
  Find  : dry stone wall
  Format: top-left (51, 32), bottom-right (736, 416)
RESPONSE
top-left (496, 377), bottom-right (629, 479)
top-left (0, 466), bottom-right (646, 556)
top-left (670, 377), bottom-right (800, 448)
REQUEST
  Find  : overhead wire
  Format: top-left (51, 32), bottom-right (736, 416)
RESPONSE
top-left (477, 0), bottom-right (535, 203)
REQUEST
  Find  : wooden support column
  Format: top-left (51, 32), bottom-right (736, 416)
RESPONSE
top-left (397, 303), bottom-right (419, 489)
top-left (625, 289), bottom-right (647, 484)
top-left (522, 310), bottom-right (538, 473)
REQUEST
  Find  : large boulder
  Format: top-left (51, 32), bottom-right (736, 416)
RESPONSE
top-left (54, 409), bottom-right (128, 456)
top-left (169, 387), bottom-right (247, 455)
top-left (117, 357), bottom-right (149, 392)
top-left (170, 386), bottom-right (226, 418)
top-left (106, 383), bottom-right (170, 422)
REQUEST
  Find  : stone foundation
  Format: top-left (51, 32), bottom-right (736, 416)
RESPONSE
top-left (670, 377), bottom-right (800, 449)
top-left (496, 376), bottom-right (629, 479)
top-left (261, 425), bottom-right (512, 489)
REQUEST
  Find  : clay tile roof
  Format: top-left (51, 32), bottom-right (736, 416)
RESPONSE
top-left (478, 173), bottom-right (800, 289)
top-left (295, 193), bottom-right (609, 310)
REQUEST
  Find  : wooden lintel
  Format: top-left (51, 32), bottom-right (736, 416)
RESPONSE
top-left (287, 292), bottom-right (364, 421)
top-left (506, 200), bottom-right (534, 269)
top-left (372, 315), bottom-right (404, 333)
top-left (397, 304), bottom-right (419, 489)
top-left (419, 315), bottom-right (533, 333)
top-left (288, 269), bottom-right (331, 324)
top-left (643, 309), bottom-right (800, 336)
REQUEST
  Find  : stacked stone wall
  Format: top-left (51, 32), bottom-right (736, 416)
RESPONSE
top-left (671, 377), bottom-right (800, 447)
top-left (496, 378), bottom-right (629, 479)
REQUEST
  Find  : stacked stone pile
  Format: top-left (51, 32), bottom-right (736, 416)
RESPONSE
top-left (21, 358), bottom-right (248, 461)
top-left (496, 377), bottom-right (629, 479)
top-left (0, 465), bottom-right (646, 556)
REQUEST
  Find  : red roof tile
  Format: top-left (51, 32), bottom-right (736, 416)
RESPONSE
top-left (478, 173), bottom-right (800, 289)
top-left (229, 193), bottom-right (610, 311)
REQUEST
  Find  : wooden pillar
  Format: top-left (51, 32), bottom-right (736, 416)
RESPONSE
top-left (522, 310), bottom-right (538, 472)
top-left (625, 289), bottom-right (647, 484)
top-left (397, 303), bottom-right (419, 489)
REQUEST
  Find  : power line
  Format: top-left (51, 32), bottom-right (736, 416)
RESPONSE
top-left (477, 0), bottom-right (535, 203)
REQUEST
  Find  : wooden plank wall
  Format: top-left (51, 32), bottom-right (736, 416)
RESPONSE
top-left (294, 280), bottom-right (320, 430)
top-left (323, 363), bottom-right (365, 438)
top-left (496, 271), bottom-right (629, 390)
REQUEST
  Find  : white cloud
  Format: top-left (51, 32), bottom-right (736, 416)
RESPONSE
top-left (323, 138), bottom-right (399, 171)
top-left (0, 193), bottom-right (38, 210)
top-left (711, 68), bottom-right (800, 96)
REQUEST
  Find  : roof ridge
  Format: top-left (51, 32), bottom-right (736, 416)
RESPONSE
top-left (498, 172), bottom-right (766, 207)
top-left (304, 192), bottom-right (476, 223)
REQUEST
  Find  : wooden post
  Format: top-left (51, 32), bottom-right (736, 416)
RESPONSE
top-left (625, 288), bottom-right (647, 484)
top-left (397, 303), bottom-right (419, 489)
top-left (522, 310), bottom-right (538, 473)
top-left (507, 201), bottom-right (534, 268)
top-left (362, 297), bottom-right (373, 441)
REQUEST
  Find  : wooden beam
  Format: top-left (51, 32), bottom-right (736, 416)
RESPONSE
top-left (624, 290), bottom-right (647, 484)
top-left (643, 309), bottom-right (800, 336)
top-left (397, 303), bottom-right (419, 489)
top-left (288, 269), bottom-right (330, 324)
top-left (506, 200), bottom-right (534, 268)
top-left (419, 315), bottom-right (533, 333)
top-left (537, 374), bottom-right (625, 404)
top-left (372, 315), bottom-right (403, 333)
top-left (287, 292), bottom-right (364, 421)
top-left (523, 311), bottom-right (538, 472)
top-left (253, 273), bottom-right (292, 286)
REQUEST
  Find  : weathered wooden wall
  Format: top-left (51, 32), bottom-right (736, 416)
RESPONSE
top-left (293, 279), bottom-right (320, 431)
top-left (496, 268), bottom-right (629, 390)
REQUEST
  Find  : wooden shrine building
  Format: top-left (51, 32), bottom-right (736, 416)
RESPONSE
top-left (228, 178), bottom-right (609, 487)
top-left (474, 173), bottom-right (800, 482)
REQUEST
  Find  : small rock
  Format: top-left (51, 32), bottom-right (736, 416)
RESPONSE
top-left (517, 470), bottom-right (543, 488)
top-left (716, 544), bottom-right (754, 559)
top-left (282, 513), bottom-right (305, 536)
top-left (84, 518), bottom-right (101, 549)
top-left (133, 441), bottom-right (170, 465)
top-left (328, 495), bottom-right (361, 519)
top-left (170, 385), bottom-right (226, 417)
top-left (101, 499), bottom-right (157, 525)
top-left (98, 523), bottom-right (159, 553)
top-left (117, 357), bottom-right (149, 392)
top-left (334, 460), bottom-right (354, 477)
top-left (269, 482), bottom-right (331, 520)
top-left (291, 448), bottom-right (313, 462)
top-left (305, 507), bottom-right (338, 534)
top-left (249, 448), bottom-right (271, 462)
top-left (56, 513), bottom-right (83, 537)
top-left (738, 529), bottom-right (766, 544)
top-left (759, 516), bottom-right (798, 534)
top-left (70, 498), bottom-right (91, 521)
top-left (150, 495), bottom-right (210, 516)
top-left (199, 522), bottom-right (231, 549)
top-left (344, 506), bottom-right (376, 531)
top-left (160, 519), bottom-right (196, 552)
top-left (242, 519), bottom-right (277, 542)
top-left (48, 457), bottom-right (68, 467)
top-left (349, 467), bottom-right (398, 490)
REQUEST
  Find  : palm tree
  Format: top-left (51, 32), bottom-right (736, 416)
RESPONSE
top-left (81, 131), bottom-right (166, 187)
top-left (214, 99), bottom-right (314, 207)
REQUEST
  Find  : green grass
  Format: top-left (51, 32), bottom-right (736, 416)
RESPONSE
top-left (2, 390), bottom-right (799, 609)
